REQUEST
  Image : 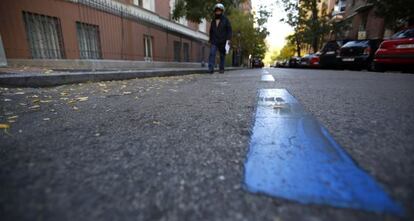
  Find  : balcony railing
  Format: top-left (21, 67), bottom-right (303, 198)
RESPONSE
top-left (66, 0), bottom-right (209, 41)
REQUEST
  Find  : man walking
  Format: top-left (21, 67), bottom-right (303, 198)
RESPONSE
top-left (208, 3), bottom-right (232, 74)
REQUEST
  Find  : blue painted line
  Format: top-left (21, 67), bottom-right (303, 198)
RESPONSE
top-left (244, 89), bottom-right (404, 216)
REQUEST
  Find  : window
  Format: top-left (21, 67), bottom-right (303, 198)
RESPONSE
top-left (76, 22), bottom-right (102, 59)
top-left (22, 12), bottom-right (65, 59)
top-left (183, 43), bottom-right (190, 62)
top-left (133, 0), bottom-right (143, 7)
top-left (134, 0), bottom-right (154, 11)
top-left (199, 45), bottom-right (205, 62)
top-left (359, 13), bottom-right (368, 32)
top-left (199, 19), bottom-right (207, 33)
top-left (174, 41), bottom-right (181, 62)
top-left (144, 35), bottom-right (153, 61)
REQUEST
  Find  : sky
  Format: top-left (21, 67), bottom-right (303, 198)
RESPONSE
top-left (251, 0), bottom-right (293, 54)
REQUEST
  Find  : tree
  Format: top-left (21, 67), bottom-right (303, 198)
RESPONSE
top-left (368, 0), bottom-right (414, 29)
top-left (278, 0), bottom-right (333, 54)
top-left (277, 42), bottom-right (296, 60)
top-left (173, 1), bottom-right (270, 61)
top-left (172, 0), bottom-right (246, 23)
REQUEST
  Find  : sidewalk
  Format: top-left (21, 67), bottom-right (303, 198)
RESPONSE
top-left (0, 67), bottom-right (243, 87)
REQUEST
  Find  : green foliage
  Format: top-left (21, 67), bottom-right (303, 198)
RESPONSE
top-left (368, 0), bottom-right (414, 29)
top-left (277, 42), bottom-right (296, 60)
top-left (172, 0), bottom-right (245, 23)
top-left (278, 0), bottom-right (333, 54)
top-left (173, 1), bottom-right (270, 60)
top-left (228, 8), bottom-right (270, 60)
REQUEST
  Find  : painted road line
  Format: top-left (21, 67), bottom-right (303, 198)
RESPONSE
top-left (244, 89), bottom-right (404, 216)
top-left (262, 70), bottom-right (270, 74)
top-left (261, 75), bottom-right (275, 82)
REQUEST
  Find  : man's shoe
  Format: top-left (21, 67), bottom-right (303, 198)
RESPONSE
top-left (219, 70), bottom-right (225, 74)
top-left (209, 70), bottom-right (214, 74)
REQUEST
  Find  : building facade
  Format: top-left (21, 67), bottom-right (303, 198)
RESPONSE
top-left (0, 0), bottom-right (213, 67)
top-left (332, 0), bottom-right (390, 40)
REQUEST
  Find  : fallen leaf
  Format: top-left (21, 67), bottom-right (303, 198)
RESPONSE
top-left (73, 106), bottom-right (79, 111)
top-left (15, 92), bottom-right (25, 95)
top-left (4, 98), bottom-right (12, 102)
top-left (0, 124), bottom-right (10, 129)
top-left (28, 105), bottom-right (40, 110)
top-left (67, 100), bottom-right (76, 104)
top-left (7, 116), bottom-right (18, 120)
top-left (76, 97), bottom-right (88, 102)
top-left (122, 92), bottom-right (132, 95)
top-left (40, 100), bottom-right (52, 103)
top-left (32, 99), bottom-right (41, 104)
top-left (98, 83), bottom-right (106, 87)
top-left (153, 121), bottom-right (161, 125)
top-left (43, 118), bottom-right (50, 121)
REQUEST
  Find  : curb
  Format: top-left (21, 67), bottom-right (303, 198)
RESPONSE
top-left (0, 68), bottom-right (243, 87)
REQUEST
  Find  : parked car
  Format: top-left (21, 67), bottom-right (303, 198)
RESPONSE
top-left (319, 40), bottom-right (349, 69)
top-left (279, 60), bottom-right (290, 68)
top-left (300, 53), bottom-right (320, 68)
top-left (288, 56), bottom-right (301, 68)
top-left (251, 58), bottom-right (264, 68)
top-left (339, 39), bottom-right (383, 70)
top-left (373, 28), bottom-right (414, 72)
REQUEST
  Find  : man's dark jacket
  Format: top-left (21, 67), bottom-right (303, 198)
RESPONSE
top-left (209, 15), bottom-right (232, 52)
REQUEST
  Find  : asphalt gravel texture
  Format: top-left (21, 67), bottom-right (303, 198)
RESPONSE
top-left (1, 68), bottom-right (413, 221)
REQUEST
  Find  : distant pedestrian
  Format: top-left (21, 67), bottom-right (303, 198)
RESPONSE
top-left (208, 3), bottom-right (232, 74)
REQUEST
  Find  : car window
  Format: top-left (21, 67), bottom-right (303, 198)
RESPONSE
top-left (322, 42), bottom-right (339, 51)
top-left (342, 41), bottom-right (369, 47)
top-left (392, 29), bottom-right (414, 39)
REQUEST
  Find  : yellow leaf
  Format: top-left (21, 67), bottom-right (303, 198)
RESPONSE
top-left (76, 97), bottom-right (88, 102)
top-left (7, 116), bottom-right (18, 120)
top-left (0, 124), bottom-right (10, 129)
top-left (28, 105), bottom-right (40, 110)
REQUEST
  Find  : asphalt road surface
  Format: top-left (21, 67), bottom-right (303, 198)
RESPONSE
top-left (1, 68), bottom-right (413, 221)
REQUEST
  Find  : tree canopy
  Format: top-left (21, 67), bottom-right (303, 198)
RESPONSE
top-left (368, 0), bottom-right (414, 29)
top-left (173, 0), bottom-right (270, 60)
top-left (172, 0), bottom-right (245, 23)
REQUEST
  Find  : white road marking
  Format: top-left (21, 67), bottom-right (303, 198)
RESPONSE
top-left (261, 75), bottom-right (275, 82)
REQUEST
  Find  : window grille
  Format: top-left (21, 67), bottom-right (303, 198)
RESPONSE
top-left (76, 22), bottom-right (102, 59)
top-left (23, 11), bottom-right (65, 59)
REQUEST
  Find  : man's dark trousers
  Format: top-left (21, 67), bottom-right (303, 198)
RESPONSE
top-left (208, 44), bottom-right (225, 72)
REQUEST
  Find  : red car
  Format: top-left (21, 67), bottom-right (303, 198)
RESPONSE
top-left (373, 28), bottom-right (414, 72)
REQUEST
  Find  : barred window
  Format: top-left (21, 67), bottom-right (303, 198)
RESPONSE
top-left (144, 35), bottom-right (153, 61)
top-left (22, 12), bottom-right (65, 59)
top-left (174, 41), bottom-right (181, 62)
top-left (183, 43), bottom-right (190, 62)
top-left (76, 22), bottom-right (102, 59)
